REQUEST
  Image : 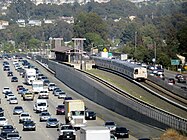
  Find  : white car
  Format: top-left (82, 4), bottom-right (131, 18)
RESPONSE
top-left (19, 112), bottom-right (31, 123)
top-left (48, 83), bottom-right (56, 91)
top-left (7, 94), bottom-right (16, 101)
top-left (2, 87), bottom-right (11, 94)
top-left (58, 91), bottom-right (66, 99)
top-left (9, 97), bottom-right (18, 104)
top-left (0, 117), bottom-right (8, 127)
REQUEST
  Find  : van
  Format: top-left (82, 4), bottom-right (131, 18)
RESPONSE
top-left (33, 99), bottom-right (48, 113)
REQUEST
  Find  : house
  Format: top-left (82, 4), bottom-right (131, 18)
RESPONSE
top-left (17, 19), bottom-right (26, 27)
top-left (27, 20), bottom-right (42, 26)
top-left (0, 20), bottom-right (9, 29)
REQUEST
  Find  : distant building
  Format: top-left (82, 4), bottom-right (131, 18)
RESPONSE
top-left (27, 20), bottom-right (42, 26)
top-left (17, 19), bottom-right (26, 27)
top-left (43, 19), bottom-right (55, 24)
top-left (58, 16), bottom-right (74, 24)
top-left (0, 20), bottom-right (9, 29)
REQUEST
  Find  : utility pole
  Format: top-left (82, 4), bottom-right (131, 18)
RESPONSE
top-left (134, 31), bottom-right (137, 59)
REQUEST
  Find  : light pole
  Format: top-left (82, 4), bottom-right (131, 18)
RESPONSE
top-left (49, 37), bottom-right (52, 58)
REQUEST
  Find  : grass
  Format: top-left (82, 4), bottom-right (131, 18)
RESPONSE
top-left (160, 129), bottom-right (187, 140)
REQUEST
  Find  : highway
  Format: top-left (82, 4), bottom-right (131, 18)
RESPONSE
top-left (0, 58), bottom-right (163, 140)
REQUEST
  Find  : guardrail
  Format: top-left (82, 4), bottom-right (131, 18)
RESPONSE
top-left (27, 53), bottom-right (187, 133)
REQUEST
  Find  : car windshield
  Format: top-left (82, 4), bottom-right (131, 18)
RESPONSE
top-left (38, 103), bottom-right (46, 106)
top-left (15, 107), bottom-right (23, 110)
top-left (57, 105), bottom-right (64, 108)
top-left (116, 127), bottom-right (128, 132)
top-left (41, 112), bottom-right (50, 116)
top-left (3, 125), bottom-right (13, 129)
top-left (0, 118), bottom-right (6, 121)
top-left (105, 122), bottom-right (115, 125)
top-left (7, 133), bottom-right (19, 137)
top-left (21, 114), bottom-right (29, 117)
top-left (50, 84), bottom-right (55, 86)
top-left (61, 125), bottom-right (74, 130)
top-left (49, 118), bottom-right (57, 122)
top-left (24, 121), bottom-right (34, 125)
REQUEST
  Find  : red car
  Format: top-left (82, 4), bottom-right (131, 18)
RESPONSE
top-left (56, 105), bottom-right (65, 115)
top-left (17, 85), bottom-right (23, 91)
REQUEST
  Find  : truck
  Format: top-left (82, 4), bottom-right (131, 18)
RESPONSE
top-left (33, 99), bottom-right (48, 113)
top-left (32, 80), bottom-right (44, 94)
top-left (65, 100), bottom-right (86, 129)
top-left (80, 126), bottom-right (110, 140)
top-left (24, 68), bottom-right (36, 85)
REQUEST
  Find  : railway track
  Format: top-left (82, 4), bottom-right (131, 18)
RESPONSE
top-left (80, 68), bottom-right (187, 118)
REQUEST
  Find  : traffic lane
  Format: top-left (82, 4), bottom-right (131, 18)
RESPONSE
top-left (0, 61), bottom-right (58, 140)
top-left (30, 59), bottom-right (163, 139)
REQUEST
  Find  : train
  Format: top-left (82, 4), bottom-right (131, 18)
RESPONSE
top-left (92, 56), bottom-right (147, 81)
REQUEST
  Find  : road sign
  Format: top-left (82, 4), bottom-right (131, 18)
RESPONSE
top-left (171, 59), bottom-right (180, 65)
top-left (103, 48), bottom-right (107, 52)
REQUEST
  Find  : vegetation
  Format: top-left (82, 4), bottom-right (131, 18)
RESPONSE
top-left (0, 0), bottom-right (186, 69)
top-left (161, 129), bottom-right (187, 140)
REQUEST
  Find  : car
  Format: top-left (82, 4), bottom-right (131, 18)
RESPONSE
top-left (22, 120), bottom-right (36, 131)
top-left (43, 79), bottom-right (50, 86)
top-left (4, 91), bottom-right (13, 98)
top-left (7, 94), bottom-right (16, 101)
top-left (0, 117), bottom-right (8, 127)
top-left (168, 78), bottom-right (175, 85)
top-left (85, 110), bottom-right (96, 120)
top-left (13, 106), bottom-right (24, 115)
top-left (175, 74), bottom-right (183, 79)
top-left (53, 89), bottom-right (63, 96)
top-left (39, 112), bottom-right (51, 122)
top-left (3, 66), bottom-right (10, 71)
top-left (46, 118), bottom-right (59, 128)
top-left (113, 126), bottom-right (129, 138)
top-left (110, 134), bottom-right (117, 140)
top-left (63, 96), bottom-right (73, 104)
top-left (11, 77), bottom-right (18, 82)
top-left (58, 91), bottom-right (66, 99)
top-left (20, 88), bottom-right (29, 97)
top-left (19, 112), bottom-right (31, 123)
top-left (1, 125), bottom-right (16, 134)
top-left (104, 121), bottom-right (116, 131)
top-left (17, 85), bottom-right (24, 91)
top-left (17, 87), bottom-right (25, 94)
top-left (53, 87), bottom-right (61, 94)
top-left (56, 105), bottom-right (65, 115)
top-left (37, 73), bottom-right (44, 80)
top-left (177, 76), bottom-right (186, 83)
top-left (57, 124), bottom-right (76, 140)
top-left (48, 83), bottom-right (56, 91)
top-left (2, 87), bottom-right (11, 94)
top-left (9, 97), bottom-right (18, 104)
top-left (6, 132), bottom-right (21, 140)
top-left (0, 107), bottom-right (4, 117)
top-left (7, 71), bottom-right (13, 77)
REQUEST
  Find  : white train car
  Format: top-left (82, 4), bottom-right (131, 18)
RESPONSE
top-left (93, 57), bottom-right (147, 81)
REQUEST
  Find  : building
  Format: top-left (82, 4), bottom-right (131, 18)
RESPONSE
top-left (0, 20), bottom-right (9, 29)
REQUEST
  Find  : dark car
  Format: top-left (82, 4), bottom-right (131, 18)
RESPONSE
top-left (56, 105), bottom-right (65, 115)
top-left (63, 97), bottom-right (73, 104)
top-left (1, 125), bottom-right (16, 134)
top-left (17, 85), bottom-right (24, 91)
top-left (23, 120), bottom-right (36, 131)
top-left (46, 118), bottom-right (59, 128)
top-left (113, 127), bottom-right (129, 138)
top-left (3, 66), bottom-right (10, 71)
top-left (7, 71), bottom-right (13, 77)
top-left (85, 110), bottom-right (96, 120)
top-left (175, 74), bottom-right (183, 79)
top-left (0, 107), bottom-right (4, 117)
top-left (168, 78), bottom-right (175, 85)
top-left (177, 76), bottom-right (186, 83)
top-left (43, 79), bottom-right (50, 86)
top-left (11, 77), bottom-right (18, 82)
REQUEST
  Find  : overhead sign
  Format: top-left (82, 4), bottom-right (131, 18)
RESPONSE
top-left (171, 59), bottom-right (180, 65)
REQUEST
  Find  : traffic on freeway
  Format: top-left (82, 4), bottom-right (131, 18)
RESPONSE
top-left (0, 56), bottom-right (149, 140)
